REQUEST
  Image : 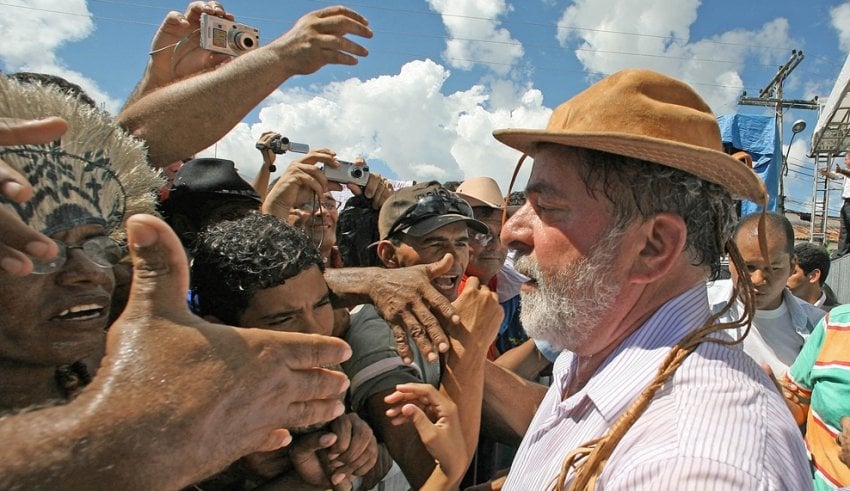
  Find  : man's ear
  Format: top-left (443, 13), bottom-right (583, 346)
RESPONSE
top-left (809, 268), bottom-right (822, 285)
top-left (629, 213), bottom-right (688, 284)
top-left (376, 241), bottom-right (398, 268)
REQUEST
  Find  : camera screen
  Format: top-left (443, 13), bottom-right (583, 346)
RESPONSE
top-left (212, 28), bottom-right (227, 48)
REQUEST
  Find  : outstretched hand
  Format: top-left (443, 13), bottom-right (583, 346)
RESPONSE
top-left (271, 6), bottom-right (373, 76)
top-left (0, 117), bottom-right (64, 275)
top-left (90, 214), bottom-right (352, 485)
top-left (367, 254), bottom-right (461, 364)
top-left (384, 384), bottom-right (467, 486)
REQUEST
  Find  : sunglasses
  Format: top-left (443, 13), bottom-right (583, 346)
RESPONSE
top-left (386, 193), bottom-right (475, 239)
top-left (30, 236), bottom-right (126, 275)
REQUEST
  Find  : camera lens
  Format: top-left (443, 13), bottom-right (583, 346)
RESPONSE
top-left (232, 32), bottom-right (256, 51)
top-left (350, 168), bottom-right (363, 179)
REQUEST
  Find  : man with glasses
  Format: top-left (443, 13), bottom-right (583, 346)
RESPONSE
top-left (341, 181), bottom-right (502, 489)
top-left (456, 177), bottom-right (527, 359)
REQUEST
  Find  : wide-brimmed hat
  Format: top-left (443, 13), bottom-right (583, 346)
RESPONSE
top-left (456, 176), bottom-right (505, 210)
top-left (377, 181), bottom-right (487, 241)
top-left (493, 69), bottom-right (767, 204)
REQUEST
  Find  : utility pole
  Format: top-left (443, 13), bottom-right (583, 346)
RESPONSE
top-left (738, 50), bottom-right (819, 213)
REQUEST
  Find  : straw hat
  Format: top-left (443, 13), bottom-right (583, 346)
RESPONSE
top-left (493, 69), bottom-right (767, 204)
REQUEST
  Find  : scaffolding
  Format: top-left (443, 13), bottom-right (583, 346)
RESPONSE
top-left (811, 52), bottom-right (850, 244)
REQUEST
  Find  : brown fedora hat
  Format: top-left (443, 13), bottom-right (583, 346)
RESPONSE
top-left (493, 69), bottom-right (767, 204)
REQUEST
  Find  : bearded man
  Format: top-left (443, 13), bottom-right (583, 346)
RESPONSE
top-left (486, 69), bottom-right (811, 489)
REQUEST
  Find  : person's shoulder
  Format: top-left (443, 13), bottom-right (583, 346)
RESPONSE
top-left (787, 291), bottom-right (827, 326)
top-left (610, 344), bottom-right (809, 487)
top-left (705, 279), bottom-right (734, 306)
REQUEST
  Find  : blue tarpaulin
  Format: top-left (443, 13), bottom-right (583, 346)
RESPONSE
top-left (716, 114), bottom-right (781, 216)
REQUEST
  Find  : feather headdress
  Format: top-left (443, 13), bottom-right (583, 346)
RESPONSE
top-left (0, 76), bottom-right (163, 240)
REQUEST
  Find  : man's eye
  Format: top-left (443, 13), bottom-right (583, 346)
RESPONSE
top-left (270, 316), bottom-right (295, 326)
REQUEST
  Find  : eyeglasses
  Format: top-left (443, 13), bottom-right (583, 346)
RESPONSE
top-left (30, 236), bottom-right (126, 275)
top-left (386, 193), bottom-right (475, 239)
top-left (292, 197), bottom-right (341, 213)
top-left (471, 231), bottom-right (494, 247)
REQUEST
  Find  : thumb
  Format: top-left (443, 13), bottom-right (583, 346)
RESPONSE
top-left (123, 214), bottom-right (191, 318)
top-left (426, 253), bottom-right (454, 279)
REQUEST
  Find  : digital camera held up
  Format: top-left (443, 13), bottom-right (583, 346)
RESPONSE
top-left (200, 13), bottom-right (260, 57)
top-left (325, 160), bottom-right (370, 187)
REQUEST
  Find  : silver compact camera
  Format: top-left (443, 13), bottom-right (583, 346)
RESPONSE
top-left (199, 13), bottom-right (259, 56)
top-left (324, 160), bottom-right (370, 187)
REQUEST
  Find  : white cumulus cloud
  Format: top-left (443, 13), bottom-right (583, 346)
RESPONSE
top-left (199, 59), bottom-right (550, 192)
top-left (0, 0), bottom-right (120, 113)
top-left (555, 0), bottom-right (797, 114)
top-left (427, 0), bottom-right (524, 75)
top-left (832, 2), bottom-right (850, 53)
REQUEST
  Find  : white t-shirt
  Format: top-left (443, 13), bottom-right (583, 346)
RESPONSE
top-left (743, 301), bottom-right (804, 377)
top-left (843, 174), bottom-right (850, 199)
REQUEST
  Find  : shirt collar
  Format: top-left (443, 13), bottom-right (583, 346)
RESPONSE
top-left (576, 283), bottom-right (712, 424)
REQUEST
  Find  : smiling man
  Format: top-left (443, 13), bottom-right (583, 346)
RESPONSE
top-left (0, 76), bottom-right (162, 412)
top-left (486, 69), bottom-right (810, 489)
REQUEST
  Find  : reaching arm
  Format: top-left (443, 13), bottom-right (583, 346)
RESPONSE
top-left (376, 277), bottom-right (503, 490)
top-left (118, 6), bottom-right (372, 167)
top-left (494, 338), bottom-right (553, 381)
top-left (0, 214), bottom-right (352, 489)
top-left (482, 361), bottom-right (547, 447)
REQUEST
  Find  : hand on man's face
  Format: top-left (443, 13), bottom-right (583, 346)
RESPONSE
top-left (92, 214), bottom-right (352, 484)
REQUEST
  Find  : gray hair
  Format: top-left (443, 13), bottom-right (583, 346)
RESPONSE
top-left (568, 146), bottom-right (737, 280)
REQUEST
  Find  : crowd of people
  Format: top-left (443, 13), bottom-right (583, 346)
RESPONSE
top-left (2, 2), bottom-right (850, 490)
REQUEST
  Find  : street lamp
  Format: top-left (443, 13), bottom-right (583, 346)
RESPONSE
top-left (779, 119), bottom-right (806, 213)
top-left (783, 119), bottom-right (807, 173)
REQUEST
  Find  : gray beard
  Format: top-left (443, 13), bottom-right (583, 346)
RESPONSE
top-left (515, 229), bottom-right (624, 353)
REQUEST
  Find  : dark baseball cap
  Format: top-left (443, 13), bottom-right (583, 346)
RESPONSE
top-left (378, 181), bottom-right (488, 241)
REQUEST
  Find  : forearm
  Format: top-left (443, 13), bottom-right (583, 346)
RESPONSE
top-left (324, 267), bottom-right (382, 308)
top-left (442, 347), bottom-right (486, 458)
top-left (0, 397), bottom-right (187, 489)
top-left (118, 46), bottom-right (298, 167)
top-left (494, 339), bottom-right (551, 381)
top-left (122, 59), bottom-right (174, 111)
top-left (253, 166), bottom-right (272, 201)
top-left (482, 361), bottom-right (546, 447)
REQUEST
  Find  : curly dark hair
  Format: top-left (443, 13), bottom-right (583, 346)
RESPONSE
top-left (190, 212), bottom-right (324, 325)
top-left (560, 146), bottom-right (737, 281)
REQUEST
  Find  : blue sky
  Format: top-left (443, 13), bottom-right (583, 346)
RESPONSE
top-left (3, 0), bottom-right (850, 215)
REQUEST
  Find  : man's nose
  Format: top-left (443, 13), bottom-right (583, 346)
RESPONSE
top-left (501, 203), bottom-right (534, 255)
top-left (751, 268), bottom-right (769, 286)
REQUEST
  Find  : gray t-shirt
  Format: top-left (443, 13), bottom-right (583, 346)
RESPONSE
top-left (342, 304), bottom-right (441, 413)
